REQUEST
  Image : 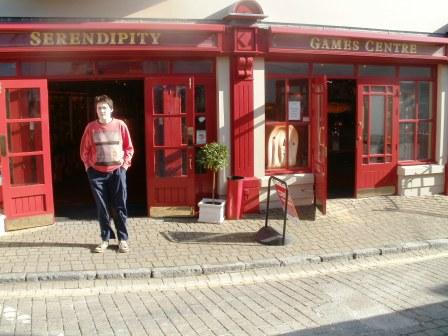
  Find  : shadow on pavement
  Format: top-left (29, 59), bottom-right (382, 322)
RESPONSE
top-left (378, 207), bottom-right (448, 218)
top-left (55, 203), bottom-right (147, 221)
top-left (280, 301), bottom-right (446, 336)
top-left (161, 231), bottom-right (260, 245)
top-left (431, 284), bottom-right (448, 297)
top-left (0, 242), bottom-right (96, 250)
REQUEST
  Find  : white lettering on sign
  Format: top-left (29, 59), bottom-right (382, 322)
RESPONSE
top-left (310, 37), bottom-right (417, 54)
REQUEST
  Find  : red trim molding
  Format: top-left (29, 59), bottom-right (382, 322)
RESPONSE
top-left (0, 22), bottom-right (226, 32)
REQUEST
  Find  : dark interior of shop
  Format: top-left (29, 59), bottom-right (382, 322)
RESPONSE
top-left (327, 79), bottom-right (356, 198)
top-left (48, 80), bottom-right (147, 219)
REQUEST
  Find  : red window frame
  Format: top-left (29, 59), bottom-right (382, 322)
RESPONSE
top-left (265, 76), bottom-right (311, 174)
top-left (398, 79), bottom-right (435, 164)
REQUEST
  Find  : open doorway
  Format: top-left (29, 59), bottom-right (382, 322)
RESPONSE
top-left (48, 80), bottom-right (146, 219)
top-left (327, 79), bottom-right (356, 198)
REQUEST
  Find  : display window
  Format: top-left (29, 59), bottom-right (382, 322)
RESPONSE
top-left (266, 62), bottom-right (435, 174)
top-left (265, 77), bottom-right (310, 173)
top-left (398, 66), bottom-right (434, 163)
top-left (399, 80), bottom-right (433, 162)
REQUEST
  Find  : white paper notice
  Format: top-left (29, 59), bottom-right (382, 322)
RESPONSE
top-left (288, 101), bottom-right (301, 120)
top-left (196, 130), bottom-right (207, 145)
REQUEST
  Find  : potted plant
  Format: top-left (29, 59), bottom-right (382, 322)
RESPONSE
top-left (196, 142), bottom-right (229, 223)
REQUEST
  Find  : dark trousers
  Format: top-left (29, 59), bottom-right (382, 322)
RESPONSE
top-left (87, 167), bottom-right (129, 241)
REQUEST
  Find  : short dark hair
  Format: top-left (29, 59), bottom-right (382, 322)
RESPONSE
top-left (95, 94), bottom-right (113, 109)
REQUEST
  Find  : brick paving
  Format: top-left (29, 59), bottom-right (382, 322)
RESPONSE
top-left (1, 250), bottom-right (448, 335)
top-left (0, 195), bottom-right (447, 278)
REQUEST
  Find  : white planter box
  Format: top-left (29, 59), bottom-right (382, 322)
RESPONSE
top-left (0, 214), bottom-right (5, 236)
top-left (198, 198), bottom-right (226, 223)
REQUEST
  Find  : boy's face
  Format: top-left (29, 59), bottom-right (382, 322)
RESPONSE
top-left (96, 102), bottom-right (113, 123)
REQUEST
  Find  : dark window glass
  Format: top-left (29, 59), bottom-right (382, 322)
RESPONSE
top-left (172, 60), bottom-right (213, 74)
top-left (359, 65), bottom-right (395, 77)
top-left (6, 88), bottom-right (41, 119)
top-left (21, 62), bottom-right (45, 76)
top-left (96, 61), bottom-right (142, 75)
top-left (47, 61), bottom-right (93, 76)
top-left (266, 62), bottom-right (308, 75)
top-left (399, 123), bottom-right (415, 161)
top-left (143, 61), bottom-right (169, 74)
top-left (399, 66), bottom-right (431, 78)
top-left (265, 79), bottom-right (285, 122)
top-left (195, 85), bottom-right (206, 113)
top-left (418, 82), bottom-right (432, 119)
top-left (312, 63), bottom-right (354, 76)
top-left (400, 82), bottom-right (416, 119)
top-left (155, 149), bottom-right (187, 177)
top-left (0, 63), bottom-right (16, 77)
top-left (10, 155), bottom-right (44, 185)
top-left (418, 121), bottom-right (431, 160)
top-left (7, 122), bottom-right (43, 152)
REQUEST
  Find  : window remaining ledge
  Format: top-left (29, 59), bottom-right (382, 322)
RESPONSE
top-left (260, 173), bottom-right (313, 187)
top-left (397, 164), bottom-right (444, 176)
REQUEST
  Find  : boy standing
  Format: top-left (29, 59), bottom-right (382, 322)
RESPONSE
top-left (80, 95), bottom-right (134, 253)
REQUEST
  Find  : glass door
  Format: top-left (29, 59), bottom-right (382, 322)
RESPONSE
top-left (0, 80), bottom-right (54, 230)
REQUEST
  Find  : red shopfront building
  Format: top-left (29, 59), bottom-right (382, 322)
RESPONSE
top-left (0, 3), bottom-right (447, 230)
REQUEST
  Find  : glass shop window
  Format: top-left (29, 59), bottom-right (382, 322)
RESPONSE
top-left (399, 81), bottom-right (433, 162)
top-left (265, 78), bottom-right (309, 172)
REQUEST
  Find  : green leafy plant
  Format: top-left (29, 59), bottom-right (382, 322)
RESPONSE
top-left (197, 142), bottom-right (229, 201)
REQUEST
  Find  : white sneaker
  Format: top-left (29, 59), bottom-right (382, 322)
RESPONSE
top-left (118, 240), bottom-right (129, 253)
top-left (94, 241), bottom-right (109, 253)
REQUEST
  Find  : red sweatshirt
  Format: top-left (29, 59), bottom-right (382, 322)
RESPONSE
top-left (80, 118), bottom-right (134, 173)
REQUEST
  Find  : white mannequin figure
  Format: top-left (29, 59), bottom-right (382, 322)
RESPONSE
top-left (267, 125), bottom-right (299, 168)
top-left (288, 125), bottom-right (299, 167)
top-left (267, 126), bottom-right (284, 168)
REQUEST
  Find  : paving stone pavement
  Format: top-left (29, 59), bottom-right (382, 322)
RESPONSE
top-left (0, 250), bottom-right (448, 335)
top-left (0, 195), bottom-right (447, 282)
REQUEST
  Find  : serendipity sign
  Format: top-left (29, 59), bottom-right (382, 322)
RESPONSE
top-left (274, 182), bottom-right (300, 225)
top-left (0, 30), bottom-right (218, 49)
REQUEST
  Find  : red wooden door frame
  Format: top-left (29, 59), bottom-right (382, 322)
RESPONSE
top-left (355, 80), bottom-right (399, 196)
top-left (145, 77), bottom-right (196, 212)
top-left (311, 76), bottom-right (328, 215)
top-left (0, 79), bottom-right (54, 229)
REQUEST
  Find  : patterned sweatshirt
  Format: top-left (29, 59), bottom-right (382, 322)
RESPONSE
top-left (80, 118), bottom-right (134, 173)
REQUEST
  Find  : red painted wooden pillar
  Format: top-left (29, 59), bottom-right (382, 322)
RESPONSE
top-left (231, 26), bottom-right (257, 177)
top-left (232, 56), bottom-right (254, 177)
